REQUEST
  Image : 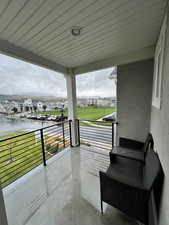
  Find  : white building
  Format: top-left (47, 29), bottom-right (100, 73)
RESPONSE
top-left (37, 101), bottom-right (43, 112)
top-left (0, 103), bottom-right (6, 113)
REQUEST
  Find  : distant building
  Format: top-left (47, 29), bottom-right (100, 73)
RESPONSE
top-left (97, 97), bottom-right (116, 107)
top-left (77, 97), bottom-right (116, 107)
top-left (0, 103), bottom-right (6, 113)
top-left (37, 101), bottom-right (43, 112)
top-left (23, 99), bottom-right (32, 106)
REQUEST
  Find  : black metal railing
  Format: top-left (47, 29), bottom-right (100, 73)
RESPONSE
top-left (78, 119), bottom-right (117, 150)
top-left (0, 121), bottom-right (70, 188)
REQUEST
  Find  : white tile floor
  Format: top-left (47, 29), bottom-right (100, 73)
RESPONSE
top-left (3, 145), bottom-right (138, 225)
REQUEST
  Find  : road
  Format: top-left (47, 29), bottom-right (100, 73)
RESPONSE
top-left (80, 125), bottom-right (112, 146)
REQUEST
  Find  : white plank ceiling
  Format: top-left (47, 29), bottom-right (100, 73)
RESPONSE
top-left (0, 0), bottom-right (167, 74)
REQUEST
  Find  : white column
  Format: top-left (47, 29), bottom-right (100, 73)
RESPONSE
top-left (0, 187), bottom-right (8, 225)
top-left (65, 69), bottom-right (78, 146)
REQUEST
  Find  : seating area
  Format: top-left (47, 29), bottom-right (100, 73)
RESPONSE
top-left (3, 145), bottom-right (141, 225)
top-left (100, 134), bottom-right (164, 225)
top-left (112, 133), bottom-right (154, 162)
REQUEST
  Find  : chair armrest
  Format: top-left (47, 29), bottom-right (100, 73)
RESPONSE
top-left (109, 152), bottom-right (144, 164)
top-left (119, 137), bottom-right (144, 150)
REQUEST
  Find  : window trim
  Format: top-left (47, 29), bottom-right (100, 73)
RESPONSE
top-left (152, 15), bottom-right (167, 109)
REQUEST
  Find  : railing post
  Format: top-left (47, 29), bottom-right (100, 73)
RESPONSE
top-left (112, 122), bottom-right (114, 149)
top-left (62, 120), bottom-right (65, 148)
top-left (40, 129), bottom-right (46, 166)
top-left (77, 119), bottom-right (80, 146)
top-left (69, 120), bottom-right (73, 147)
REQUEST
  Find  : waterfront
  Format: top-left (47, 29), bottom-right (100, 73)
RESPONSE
top-left (0, 114), bottom-right (54, 137)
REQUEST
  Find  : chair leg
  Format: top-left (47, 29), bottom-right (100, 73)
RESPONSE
top-left (101, 200), bottom-right (103, 214)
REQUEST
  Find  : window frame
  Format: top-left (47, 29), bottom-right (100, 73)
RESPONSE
top-left (152, 15), bottom-right (167, 109)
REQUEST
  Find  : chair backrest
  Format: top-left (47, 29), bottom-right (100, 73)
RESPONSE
top-left (143, 133), bottom-right (154, 160)
top-left (119, 137), bottom-right (144, 150)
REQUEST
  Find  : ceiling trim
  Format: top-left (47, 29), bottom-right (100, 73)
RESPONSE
top-left (0, 39), bottom-right (67, 74)
top-left (74, 45), bottom-right (155, 74)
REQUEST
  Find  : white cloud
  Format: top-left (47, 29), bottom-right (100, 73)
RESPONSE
top-left (0, 54), bottom-right (116, 97)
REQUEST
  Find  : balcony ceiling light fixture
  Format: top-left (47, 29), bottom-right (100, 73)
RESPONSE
top-left (71, 26), bottom-right (82, 36)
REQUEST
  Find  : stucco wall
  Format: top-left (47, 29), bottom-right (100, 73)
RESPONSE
top-left (150, 12), bottom-right (169, 225)
top-left (117, 59), bottom-right (153, 142)
top-left (0, 187), bottom-right (8, 225)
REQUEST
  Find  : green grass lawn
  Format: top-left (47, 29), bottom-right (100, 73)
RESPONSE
top-left (0, 131), bottom-right (43, 187)
top-left (77, 106), bottom-right (115, 120)
top-left (37, 106), bottom-right (115, 122)
top-left (0, 131), bottom-right (69, 188)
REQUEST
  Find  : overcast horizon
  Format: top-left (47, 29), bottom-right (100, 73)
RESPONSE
top-left (0, 54), bottom-right (116, 98)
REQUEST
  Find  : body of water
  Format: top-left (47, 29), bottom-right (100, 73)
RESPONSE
top-left (0, 114), bottom-right (54, 137)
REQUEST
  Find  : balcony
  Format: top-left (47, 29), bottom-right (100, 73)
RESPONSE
top-left (0, 1), bottom-right (167, 224)
top-left (3, 145), bottom-right (136, 225)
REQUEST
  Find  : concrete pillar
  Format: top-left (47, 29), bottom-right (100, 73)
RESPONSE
top-left (0, 187), bottom-right (8, 225)
top-left (65, 69), bottom-right (78, 146)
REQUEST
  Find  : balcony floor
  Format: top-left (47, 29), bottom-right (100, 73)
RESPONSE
top-left (3, 145), bottom-right (138, 225)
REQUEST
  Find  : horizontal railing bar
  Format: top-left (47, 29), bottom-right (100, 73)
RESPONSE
top-left (0, 129), bottom-right (69, 154)
top-left (44, 134), bottom-right (63, 142)
top-left (1, 157), bottom-right (43, 185)
top-left (80, 131), bottom-right (111, 140)
top-left (80, 124), bottom-right (112, 130)
top-left (80, 136), bottom-right (111, 144)
top-left (0, 133), bottom-right (36, 148)
top-left (43, 130), bottom-right (60, 136)
top-left (43, 126), bottom-right (60, 133)
top-left (46, 142), bottom-right (68, 155)
top-left (0, 151), bottom-right (42, 174)
top-left (43, 129), bottom-right (62, 136)
top-left (80, 128), bottom-right (112, 135)
top-left (80, 137), bottom-right (111, 145)
top-left (42, 121), bottom-right (68, 130)
top-left (45, 139), bottom-right (67, 148)
top-left (0, 139), bottom-right (41, 159)
top-left (0, 137), bottom-right (39, 153)
top-left (81, 137), bottom-right (112, 145)
top-left (10, 146), bottom-right (42, 160)
top-left (80, 126), bottom-right (112, 132)
top-left (0, 122), bottom-right (65, 142)
top-left (0, 152), bottom-right (42, 174)
top-left (0, 152), bottom-right (42, 178)
top-left (80, 130), bottom-right (111, 138)
top-left (0, 146), bottom-right (42, 164)
top-left (80, 135), bottom-right (111, 143)
top-left (80, 137), bottom-right (111, 144)
top-left (79, 119), bottom-right (118, 124)
top-left (46, 143), bottom-right (59, 153)
top-left (0, 121), bottom-right (69, 143)
top-left (81, 139), bottom-right (111, 150)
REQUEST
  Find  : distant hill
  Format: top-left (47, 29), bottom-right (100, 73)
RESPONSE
top-left (0, 94), bottom-right (67, 102)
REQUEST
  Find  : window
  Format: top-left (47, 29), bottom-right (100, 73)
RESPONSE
top-left (152, 15), bottom-right (167, 109)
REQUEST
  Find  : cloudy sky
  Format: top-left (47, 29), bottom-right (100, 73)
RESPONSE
top-left (0, 54), bottom-right (116, 97)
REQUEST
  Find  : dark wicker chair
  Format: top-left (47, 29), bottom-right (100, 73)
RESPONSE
top-left (112, 133), bottom-right (154, 162)
top-left (99, 148), bottom-right (163, 225)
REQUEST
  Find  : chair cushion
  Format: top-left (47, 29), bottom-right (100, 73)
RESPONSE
top-left (113, 146), bottom-right (144, 162)
top-left (106, 156), bottom-right (143, 188)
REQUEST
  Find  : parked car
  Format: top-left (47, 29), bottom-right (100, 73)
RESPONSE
top-left (103, 112), bottom-right (117, 122)
top-left (47, 116), bottom-right (55, 121)
top-left (27, 115), bottom-right (37, 120)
